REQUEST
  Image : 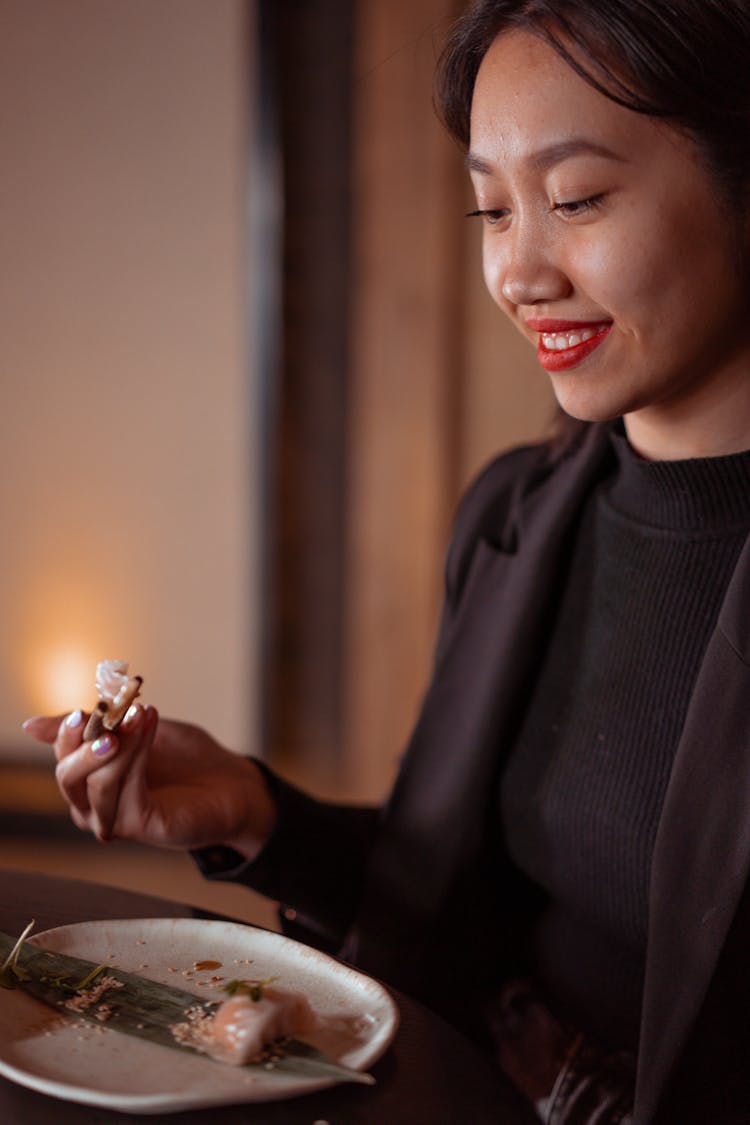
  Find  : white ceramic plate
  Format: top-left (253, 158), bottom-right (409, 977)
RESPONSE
top-left (0, 917), bottom-right (399, 1115)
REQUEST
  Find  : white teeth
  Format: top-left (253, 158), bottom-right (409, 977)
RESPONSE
top-left (541, 327), bottom-right (600, 351)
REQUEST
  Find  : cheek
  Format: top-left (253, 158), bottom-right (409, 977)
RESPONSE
top-left (482, 242), bottom-right (516, 320)
top-left (586, 204), bottom-right (725, 329)
top-left (482, 241), bottom-right (502, 303)
top-left (574, 233), bottom-right (661, 325)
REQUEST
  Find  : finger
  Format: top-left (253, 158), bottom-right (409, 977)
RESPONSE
top-left (54, 710), bottom-right (91, 762)
top-left (86, 706), bottom-right (158, 842)
top-left (22, 714), bottom-right (70, 744)
top-left (101, 706), bottom-right (159, 840)
top-left (69, 803), bottom-right (92, 833)
top-left (85, 750), bottom-right (129, 842)
top-left (53, 705), bottom-right (147, 826)
top-left (55, 730), bottom-right (121, 818)
top-left (123, 705), bottom-right (158, 793)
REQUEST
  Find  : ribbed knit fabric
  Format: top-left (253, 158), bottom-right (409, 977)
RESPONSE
top-left (499, 425), bottom-right (750, 1050)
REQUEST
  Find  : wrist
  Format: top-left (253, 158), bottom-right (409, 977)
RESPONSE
top-left (221, 759), bottom-right (278, 861)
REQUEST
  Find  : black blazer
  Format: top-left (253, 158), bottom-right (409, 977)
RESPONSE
top-left (223, 421), bottom-right (750, 1123)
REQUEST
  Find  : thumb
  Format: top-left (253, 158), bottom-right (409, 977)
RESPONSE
top-left (22, 714), bottom-right (72, 744)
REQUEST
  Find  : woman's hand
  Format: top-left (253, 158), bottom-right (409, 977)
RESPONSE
top-left (22, 707), bottom-right (277, 858)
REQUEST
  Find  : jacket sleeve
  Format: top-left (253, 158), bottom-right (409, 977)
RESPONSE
top-left (192, 765), bottom-right (380, 951)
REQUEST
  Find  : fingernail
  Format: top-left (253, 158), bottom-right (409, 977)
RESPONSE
top-left (66, 709), bottom-right (84, 729)
top-left (121, 704), bottom-right (140, 729)
top-left (22, 717), bottom-right (41, 730)
top-left (91, 734), bottom-right (114, 757)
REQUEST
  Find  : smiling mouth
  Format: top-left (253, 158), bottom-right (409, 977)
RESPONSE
top-left (533, 323), bottom-right (613, 371)
top-left (540, 326), bottom-right (602, 350)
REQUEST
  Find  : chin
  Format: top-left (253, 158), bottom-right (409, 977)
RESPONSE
top-left (550, 390), bottom-right (624, 426)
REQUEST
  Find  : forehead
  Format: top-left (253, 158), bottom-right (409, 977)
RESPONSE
top-left (469, 29), bottom-right (648, 168)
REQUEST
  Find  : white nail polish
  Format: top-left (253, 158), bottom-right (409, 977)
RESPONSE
top-left (122, 704), bottom-right (139, 727)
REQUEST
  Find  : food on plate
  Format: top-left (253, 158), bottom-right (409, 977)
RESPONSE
top-left (0, 924), bottom-right (375, 1085)
top-left (83, 659), bottom-right (143, 740)
top-left (170, 980), bottom-right (315, 1065)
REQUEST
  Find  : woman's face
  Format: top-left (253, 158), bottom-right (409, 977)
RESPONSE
top-left (469, 29), bottom-right (750, 458)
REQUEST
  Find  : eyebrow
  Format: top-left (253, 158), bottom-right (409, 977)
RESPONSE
top-left (465, 138), bottom-right (626, 175)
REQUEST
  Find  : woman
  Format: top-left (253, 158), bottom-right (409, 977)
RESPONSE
top-left (24, 1), bottom-right (750, 1120)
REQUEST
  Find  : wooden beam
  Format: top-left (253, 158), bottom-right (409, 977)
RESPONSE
top-left (343, 1), bottom-right (465, 798)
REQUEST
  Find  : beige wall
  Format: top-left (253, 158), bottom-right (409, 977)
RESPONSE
top-left (0, 0), bottom-right (258, 753)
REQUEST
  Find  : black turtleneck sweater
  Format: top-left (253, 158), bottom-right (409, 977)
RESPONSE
top-left (499, 425), bottom-right (750, 1050)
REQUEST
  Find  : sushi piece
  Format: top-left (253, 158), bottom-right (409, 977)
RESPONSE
top-left (208, 988), bottom-right (314, 1064)
top-left (171, 984), bottom-right (315, 1065)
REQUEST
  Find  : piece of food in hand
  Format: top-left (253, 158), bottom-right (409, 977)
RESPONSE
top-left (83, 659), bottom-right (143, 740)
top-left (172, 982), bottom-right (315, 1066)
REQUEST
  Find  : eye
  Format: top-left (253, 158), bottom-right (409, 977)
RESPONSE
top-left (550, 194), bottom-right (605, 218)
top-left (465, 208), bottom-right (509, 227)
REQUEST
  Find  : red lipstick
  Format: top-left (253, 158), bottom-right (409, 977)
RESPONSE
top-left (527, 320), bottom-right (612, 372)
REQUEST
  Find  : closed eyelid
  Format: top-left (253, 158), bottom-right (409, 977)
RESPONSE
top-left (465, 208), bottom-right (510, 227)
top-left (550, 192), bottom-right (608, 216)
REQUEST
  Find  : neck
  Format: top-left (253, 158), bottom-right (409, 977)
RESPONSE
top-left (624, 381), bottom-right (750, 461)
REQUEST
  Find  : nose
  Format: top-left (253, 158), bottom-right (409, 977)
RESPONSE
top-left (489, 217), bottom-right (572, 307)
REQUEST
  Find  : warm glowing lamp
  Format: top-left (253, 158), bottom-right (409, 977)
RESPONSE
top-left (33, 644), bottom-right (98, 715)
top-left (16, 569), bottom-right (131, 722)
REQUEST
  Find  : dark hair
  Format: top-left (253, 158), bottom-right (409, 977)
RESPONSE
top-left (435, 0), bottom-right (750, 207)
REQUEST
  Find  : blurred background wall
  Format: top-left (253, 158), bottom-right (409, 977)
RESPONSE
top-left (0, 0), bottom-right (256, 752)
top-left (0, 0), bottom-right (554, 913)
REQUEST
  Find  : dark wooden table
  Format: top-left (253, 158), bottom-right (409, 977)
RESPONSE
top-left (0, 868), bottom-right (536, 1124)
